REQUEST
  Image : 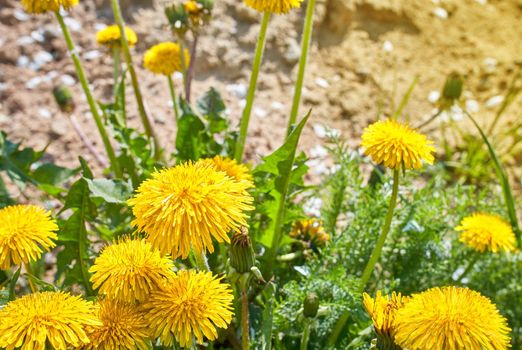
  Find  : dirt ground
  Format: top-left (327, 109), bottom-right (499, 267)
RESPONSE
top-left (0, 0), bottom-right (521, 183)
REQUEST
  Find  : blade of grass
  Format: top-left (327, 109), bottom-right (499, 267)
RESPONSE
top-left (391, 75), bottom-right (418, 121)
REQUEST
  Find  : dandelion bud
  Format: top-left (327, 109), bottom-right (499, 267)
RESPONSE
top-left (53, 85), bottom-right (75, 113)
top-left (303, 292), bottom-right (319, 318)
top-left (165, 5), bottom-right (190, 35)
top-left (230, 227), bottom-right (256, 273)
top-left (440, 73), bottom-right (463, 108)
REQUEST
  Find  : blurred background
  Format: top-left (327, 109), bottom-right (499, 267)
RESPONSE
top-left (0, 0), bottom-right (521, 181)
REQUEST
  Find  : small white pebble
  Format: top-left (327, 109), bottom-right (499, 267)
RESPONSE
top-left (314, 78), bottom-right (329, 89)
top-left (38, 108), bottom-right (52, 119)
top-left (14, 9), bottom-right (30, 21)
top-left (433, 7), bottom-right (448, 19)
top-left (26, 76), bottom-right (43, 89)
top-left (271, 101), bottom-right (284, 111)
top-left (0, 83), bottom-right (8, 91)
top-left (383, 40), bottom-right (394, 52)
top-left (83, 50), bottom-right (102, 61)
top-left (64, 17), bottom-right (82, 32)
top-left (60, 74), bottom-right (76, 86)
top-left (173, 72), bottom-right (184, 81)
top-left (31, 30), bottom-right (45, 43)
top-left (33, 51), bottom-right (54, 67)
top-left (428, 90), bottom-right (440, 104)
top-left (485, 95), bottom-right (504, 108)
top-left (326, 128), bottom-right (340, 138)
top-left (475, 0), bottom-right (487, 4)
top-left (16, 55), bottom-right (30, 68)
top-left (465, 99), bottom-right (480, 113)
top-left (254, 107), bottom-right (267, 118)
top-left (303, 197), bottom-right (322, 217)
top-left (239, 99), bottom-right (246, 108)
top-left (226, 83), bottom-right (247, 99)
top-left (450, 105), bottom-right (464, 121)
top-left (312, 123), bottom-right (327, 138)
top-left (94, 23), bottom-right (107, 31)
top-left (16, 36), bottom-right (35, 46)
top-left (310, 145), bottom-right (328, 158)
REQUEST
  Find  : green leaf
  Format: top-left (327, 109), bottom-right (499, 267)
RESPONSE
top-left (86, 178), bottom-right (133, 204)
top-left (197, 87), bottom-right (228, 133)
top-left (260, 282), bottom-right (276, 350)
top-left (8, 267), bottom-right (21, 301)
top-left (176, 111), bottom-right (205, 162)
top-left (32, 163), bottom-right (76, 185)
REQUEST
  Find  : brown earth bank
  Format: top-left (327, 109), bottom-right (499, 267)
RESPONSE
top-left (0, 0), bottom-right (521, 188)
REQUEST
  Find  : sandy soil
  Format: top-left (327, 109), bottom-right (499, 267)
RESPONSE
top-left (0, 0), bottom-right (521, 183)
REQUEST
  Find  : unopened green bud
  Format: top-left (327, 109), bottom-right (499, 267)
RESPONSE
top-left (52, 85), bottom-right (75, 113)
top-left (303, 292), bottom-right (319, 318)
top-left (441, 73), bottom-right (463, 103)
top-left (165, 5), bottom-right (190, 35)
top-left (230, 228), bottom-right (255, 273)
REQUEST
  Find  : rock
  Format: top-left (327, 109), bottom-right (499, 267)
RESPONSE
top-left (226, 83), bottom-right (247, 99)
top-left (485, 95), bottom-right (503, 108)
top-left (60, 75), bottom-right (76, 86)
top-left (315, 77), bottom-right (330, 89)
top-left (283, 38), bottom-right (301, 65)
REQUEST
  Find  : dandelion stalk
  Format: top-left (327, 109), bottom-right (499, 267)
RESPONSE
top-left (456, 254), bottom-right (479, 283)
top-left (287, 0), bottom-right (315, 136)
top-left (186, 33), bottom-right (199, 103)
top-left (360, 169), bottom-right (400, 289)
top-left (112, 45), bottom-right (121, 97)
top-left (54, 11), bottom-right (122, 178)
top-left (240, 279), bottom-right (250, 350)
top-left (24, 262), bottom-right (37, 293)
top-left (234, 12), bottom-right (271, 162)
top-left (110, 0), bottom-right (162, 159)
top-left (300, 318), bottom-right (312, 350)
top-left (179, 39), bottom-right (189, 99)
top-left (168, 75), bottom-right (180, 120)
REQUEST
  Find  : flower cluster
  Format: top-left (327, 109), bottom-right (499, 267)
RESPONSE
top-left (456, 213), bottom-right (516, 253)
top-left (364, 287), bottom-right (511, 350)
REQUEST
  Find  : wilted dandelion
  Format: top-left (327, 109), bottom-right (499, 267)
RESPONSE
top-left (394, 286), bottom-right (511, 350)
top-left (89, 238), bottom-right (174, 302)
top-left (363, 291), bottom-right (407, 348)
top-left (144, 42), bottom-right (190, 76)
top-left (0, 291), bottom-right (100, 350)
top-left (0, 204), bottom-right (58, 270)
top-left (21, 0), bottom-right (78, 14)
top-left (199, 156), bottom-right (254, 187)
top-left (361, 119), bottom-right (435, 170)
top-left (290, 218), bottom-right (330, 247)
top-left (128, 162), bottom-right (254, 259)
top-left (96, 25), bottom-right (138, 47)
top-left (82, 298), bottom-right (151, 350)
top-left (456, 213), bottom-right (516, 253)
top-left (244, 0), bottom-right (303, 14)
top-left (144, 270), bottom-right (234, 348)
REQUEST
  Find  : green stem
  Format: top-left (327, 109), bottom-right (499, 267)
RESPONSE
top-left (360, 169), bottom-right (400, 290)
top-left (234, 12), bottom-right (271, 162)
top-left (300, 318), bottom-right (311, 350)
top-left (55, 11), bottom-right (122, 178)
top-left (456, 253), bottom-right (479, 283)
top-left (179, 39), bottom-right (189, 100)
top-left (327, 310), bottom-right (349, 347)
top-left (241, 285), bottom-right (250, 350)
top-left (24, 263), bottom-right (37, 293)
top-left (194, 251), bottom-right (210, 272)
top-left (110, 0), bottom-right (162, 160)
top-left (168, 75), bottom-right (180, 120)
top-left (112, 45), bottom-right (121, 98)
top-left (287, 0), bottom-right (315, 137)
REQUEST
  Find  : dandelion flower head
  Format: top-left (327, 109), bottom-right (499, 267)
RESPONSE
top-left (21, 0), bottom-right (78, 14)
top-left (89, 238), bottom-right (174, 302)
top-left (144, 270), bottom-right (234, 348)
top-left (82, 298), bottom-right (151, 350)
top-left (96, 25), bottom-right (138, 47)
top-left (0, 291), bottom-right (100, 350)
top-left (361, 119), bottom-right (435, 170)
top-left (199, 156), bottom-right (254, 187)
top-left (244, 0), bottom-right (303, 14)
top-left (290, 218), bottom-right (330, 247)
top-left (456, 213), bottom-right (516, 253)
top-left (144, 42), bottom-right (190, 76)
top-left (0, 204), bottom-right (58, 270)
top-left (394, 286), bottom-right (511, 350)
top-left (363, 291), bottom-right (407, 342)
top-left (128, 162), bottom-right (254, 259)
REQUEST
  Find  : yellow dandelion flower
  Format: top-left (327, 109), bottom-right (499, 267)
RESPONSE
top-left (82, 298), bottom-right (151, 350)
top-left (244, 0), bottom-right (303, 14)
top-left (143, 42), bottom-right (190, 76)
top-left (363, 291), bottom-right (408, 347)
top-left (184, 0), bottom-right (201, 14)
top-left (456, 213), bottom-right (517, 253)
top-left (144, 270), bottom-right (234, 348)
top-left (0, 291), bottom-right (100, 350)
top-left (89, 238), bottom-right (174, 302)
top-left (128, 162), bottom-right (254, 259)
top-left (361, 119), bottom-right (435, 170)
top-left (21, 0), bottom-right (78, 14)
top-left (198, 156), bottom-right (254, 187)
top-left (394, 286), bottom-right (511, 350)
top-left (290, 218), bottom-right (330, 246)
top-left (0, 204), bottom-right (58, 270)
top-left (96, 25), bottom-right (138, 48)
